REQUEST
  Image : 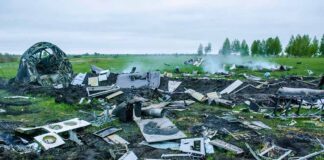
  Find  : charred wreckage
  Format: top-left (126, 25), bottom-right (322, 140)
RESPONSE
top-left (15, 42), bottom-right (73, 87)
top-left (0, 42), bottom-right (323, 159)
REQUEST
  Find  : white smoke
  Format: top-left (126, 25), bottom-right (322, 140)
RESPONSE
top-left (203, 55), bottom-right (228, 73)
top-left (202, 54), bottom-right (279, 73)
top-left (243, 60), bottom-right (279, 70)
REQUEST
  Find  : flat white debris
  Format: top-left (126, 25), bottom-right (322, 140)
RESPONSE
top-left (251, 121), bottom-right (272, 129)
top-left (98, 70), bottom-right (110, 81)
top-left (185, 89), bottom-right (206, 102)
top-left (42, 118), bottom-right (91, 133)
top-left (205, 138), bottom-right (215, 154)
top-left (220, 80), bottom-right (243, 95)
top-left (139, 141), bottom-right (180, 150)
top-left (180, 138), bottom-right (205, 155)
top-left (88, 77), bottom-right (99, 86)
top-left (34, 133), bottom-right (65, 150)
top-left (118, 151), bottom-right (138, 160)
top-left (168, 81), bottom-right (182, 93)
top-left (136, 117), bottom-right (186, 143)
top-left (71, 73), bottom-right (86, 85)
top-left (209, 139), bottom-right (244, 154)
top-left (106, 134), bottom-right (129, 145)
top-left (207, 92), bottom-right (220, 100)
top-left (106, 91), bottom-right (124, 100)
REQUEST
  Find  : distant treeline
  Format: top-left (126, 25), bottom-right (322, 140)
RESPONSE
top-left (218, 34), bottom-right (324, 57)
top-left (0, 53), bottom-right (19, 63)
top-left (71, 52), bottom-right (202, 57)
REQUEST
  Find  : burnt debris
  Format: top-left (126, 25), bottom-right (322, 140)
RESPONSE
top-left (15, 42), bottom-right (73, 87)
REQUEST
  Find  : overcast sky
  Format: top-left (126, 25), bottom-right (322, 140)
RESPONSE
top-left (0, 0), bottom-right (323, 54)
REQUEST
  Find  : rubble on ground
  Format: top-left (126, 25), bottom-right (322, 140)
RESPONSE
top-left (0, 45), bottom-right (323, 159)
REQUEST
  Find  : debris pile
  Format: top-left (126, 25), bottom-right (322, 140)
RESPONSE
top-left (0, 43), bottom-right (323, 159)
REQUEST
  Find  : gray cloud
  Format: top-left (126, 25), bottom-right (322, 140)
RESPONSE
top-left (0, 0), bottom-right (323, 54)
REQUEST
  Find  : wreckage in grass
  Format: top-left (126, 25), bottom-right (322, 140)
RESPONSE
top-left (1, 42), bottom-right (324, 159)
top-left (15, 42), bottom-right (73, 87)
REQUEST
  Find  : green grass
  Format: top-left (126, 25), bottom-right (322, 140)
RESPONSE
top-left (0, 62), bottom-right (19, 79)
top-left (1, 55), bottom-right (323, 79)
top-left (70, 55), bottom-right (203, 74)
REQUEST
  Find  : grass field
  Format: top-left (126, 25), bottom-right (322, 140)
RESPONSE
top-left (0, 55), bottom-right (323, 159)
top-left (0, 55), bottom-right (323, 79)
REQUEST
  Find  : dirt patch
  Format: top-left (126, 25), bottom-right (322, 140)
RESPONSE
top-left (276, 131), bottom-right (318, 156)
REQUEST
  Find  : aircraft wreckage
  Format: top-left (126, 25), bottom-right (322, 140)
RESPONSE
top-left (15, 42), bottom-right (73, 87)
top-left (1, 42), bottom-right (323, 159)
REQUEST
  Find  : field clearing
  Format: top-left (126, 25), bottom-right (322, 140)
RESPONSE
top-left (0, 55), bottom-right (323, 79)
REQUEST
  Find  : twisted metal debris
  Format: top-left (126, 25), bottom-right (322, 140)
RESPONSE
top-left (15, 42), bottom-right (73, 87)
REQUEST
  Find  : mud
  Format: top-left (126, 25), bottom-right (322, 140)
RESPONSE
top-left (281, 132), bottom-right (323, 156)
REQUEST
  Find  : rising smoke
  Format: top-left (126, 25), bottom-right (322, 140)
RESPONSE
top-left (121, 62), bottom-right (146, 73)
top-left (202, 54), bottom-right (279, 73)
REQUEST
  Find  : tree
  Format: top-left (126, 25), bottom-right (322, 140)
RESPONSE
top-left (219, 38), bottom-right (231, 56)
top-left (251, 40), bottom-right (260, 56)
top-left (231, 39), bottom-right (241, 53)
top-left (273, 36), bottom-right (282, 56)
top-left (240, 40), bottom-right (249, 56)
top-left (320, 35), bottom-right (324, 57)
top-left (265, 37), bottom-right (274, 55)
top-left (265, 37), bottom-right (282, 56)
top-left (309, 37), bottom-right (319, 57)
top-left (285, 34), bottom-right (316, 57)
top-left (197, 44), bottom-right (204, 55)
top-left (204, 43), bottom-right (212, 54)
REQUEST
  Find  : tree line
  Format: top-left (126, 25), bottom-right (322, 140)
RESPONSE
top-left (215, 34), bottom-right (324, 57)
top-left (0, 53), bottom-right (18, 63)
top-left (218, 39), bottom-right (249, 56)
